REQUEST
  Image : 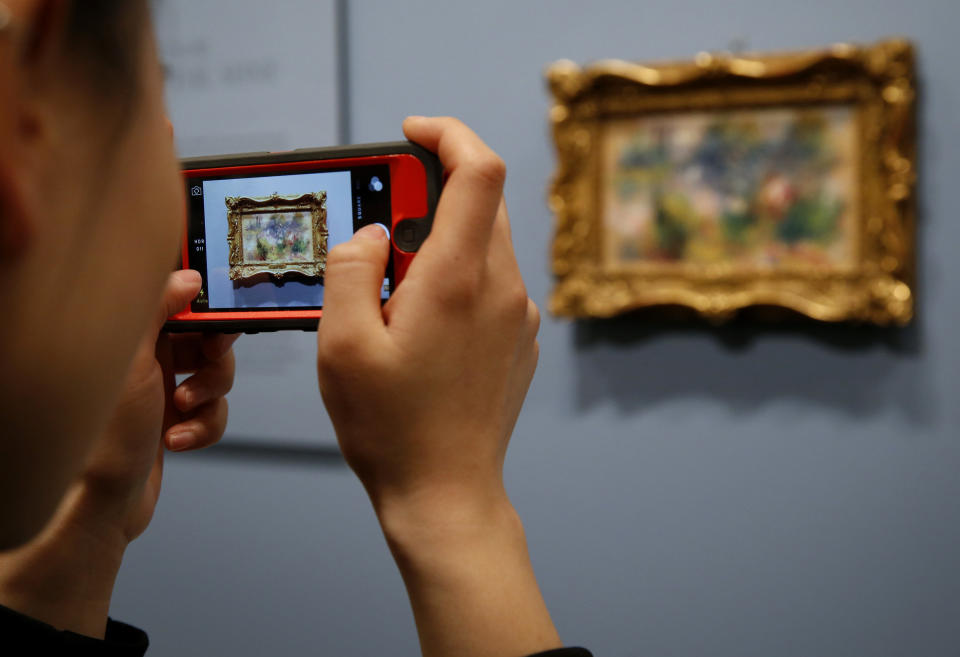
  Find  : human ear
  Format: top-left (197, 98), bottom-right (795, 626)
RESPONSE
top-left (19, 0), bottom-right (70, 69)
top-left (0, 159), bottom-right (35, 260)
top-left (0, 0), bottom-right (70, 261)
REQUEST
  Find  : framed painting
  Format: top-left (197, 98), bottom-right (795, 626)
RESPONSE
top-left (226, 192), bottom-right (329, 282)
top-left (547, 39), bottom-right (917, 324)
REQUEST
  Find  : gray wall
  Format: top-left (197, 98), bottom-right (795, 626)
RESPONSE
top-left (112, 1), bottom-right (960, 655)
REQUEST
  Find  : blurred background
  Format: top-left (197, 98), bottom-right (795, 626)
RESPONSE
top-left (113, 1), bottom-right (960, 655)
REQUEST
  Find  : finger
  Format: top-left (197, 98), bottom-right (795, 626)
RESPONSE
top-left (203, 333), bottom-right (241, 362)
top-left (155, 270), bottom-right (202, 334)
top-left (156, 332), bottom-right (182, 437)
top-left (403, 117), bottom-right (506, 261)
top-left (498, 197), bottom-right (513, 245)
top-left (524, 298), bottom-right (542, 345)
top-left (174, 348), bottom-right (236, 412)
top-left (130, 273), bottom-right (201, 378)
top-left (168, 333), bottom-right (240, 374)
top-left (484, 204), bottom-right (528, 332)
top-left (168, 334), bottom-right (203, 373)
top-left (165, 398), bottom-right (229, 452)
top-left (319, 224), bottom-right (390, 350)
top-left (486, 200), bottom-right (522, 281)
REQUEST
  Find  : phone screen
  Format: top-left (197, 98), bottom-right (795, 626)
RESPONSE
top-left (184, 164), bottom-right (392, 313)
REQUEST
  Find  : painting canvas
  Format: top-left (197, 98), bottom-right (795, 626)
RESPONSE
top-left (242, 212), bottom-right (314, 264)
top-left (547, 40), bottom-right (916, 324)
top-left (227, 192), bottom-right (328, 282)
top-left (602, 107), bottom-right (859, 271)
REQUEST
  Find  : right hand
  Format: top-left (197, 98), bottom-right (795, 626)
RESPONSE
top-left (317, 118), bottom-right (562, 657)
top-left (317, 117), bottom-right (540, 519)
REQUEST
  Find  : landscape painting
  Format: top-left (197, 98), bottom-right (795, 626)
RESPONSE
top-left (226, 192), bottom-right (328, 281)
top-left (242, 212), bottom-right (313, 264)
top-left (601, 106), bottom-right (859, 271)
top-left (548, 42), bottom-right (916, 323)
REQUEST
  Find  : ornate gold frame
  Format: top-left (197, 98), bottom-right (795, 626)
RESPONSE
top-left (226, 192), bottom-right (329, 282)
top-left (547, 39), bottom-right (916, 324)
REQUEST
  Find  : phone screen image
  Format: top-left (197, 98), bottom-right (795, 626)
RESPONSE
top-left (184, 164), bottom-right (392, 313)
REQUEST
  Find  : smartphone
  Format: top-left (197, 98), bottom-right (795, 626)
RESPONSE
top-left (164, 142), bottom-right (442, 333)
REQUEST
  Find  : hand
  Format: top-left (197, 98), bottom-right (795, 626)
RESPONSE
top-left (319, 118), bottom-right (539, 513)
top-left (317, 117), bottom-right (560, 657)
top-left (0, 270), bottom-right (237, 638)
top-left (79, 270), bottom-right (237, 543)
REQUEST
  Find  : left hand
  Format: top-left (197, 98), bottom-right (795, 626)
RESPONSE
top-left (0, 270), bottom-right (238, 637)
top-left (77, 269), bottom-right (238, 543)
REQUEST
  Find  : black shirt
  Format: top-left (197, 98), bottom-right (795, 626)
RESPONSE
top-left (0, 604), bottom-right (592, 657)
top-left (0, 604), bottom-right (149, 656)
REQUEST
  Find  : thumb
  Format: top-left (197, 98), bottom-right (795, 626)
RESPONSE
top-left (155, 270), bottom-right (202, 333)
top-left (116, 270), bottom-right (200, 412)
top-left (320, 224), bottom-right (390, 342)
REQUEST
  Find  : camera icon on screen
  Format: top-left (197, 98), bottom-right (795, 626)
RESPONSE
top-left (191, 186), bottom-right (202, 197)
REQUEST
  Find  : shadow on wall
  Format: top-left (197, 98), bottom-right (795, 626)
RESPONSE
top-left (573, 311), bottom-right (933, 424)
top-left (193, 440), bottom-right (347, 467)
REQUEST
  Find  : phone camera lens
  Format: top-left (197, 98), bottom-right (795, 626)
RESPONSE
top-left (369, 176), bottom-right (384, 193)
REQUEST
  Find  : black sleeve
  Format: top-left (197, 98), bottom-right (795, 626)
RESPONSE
top-left (1, 602), bottom-right (589, 657)
top-left (0, 604), bottom-right (149, 657)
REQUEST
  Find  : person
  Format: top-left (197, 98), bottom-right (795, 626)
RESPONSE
top-left (0, 2), bottom-right (590, 656)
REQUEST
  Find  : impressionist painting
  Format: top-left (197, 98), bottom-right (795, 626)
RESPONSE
top-left (242, 212), bottom-right (314, 264)
top-left (601, 106), bottom-right (859, 271)
top-left (226, 192), bottom-right (328, 281)
top-left (548, 41), bottom-right (916, 323)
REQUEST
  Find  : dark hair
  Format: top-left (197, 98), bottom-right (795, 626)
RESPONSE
top-left (64, 0), bottom-right (148, 101)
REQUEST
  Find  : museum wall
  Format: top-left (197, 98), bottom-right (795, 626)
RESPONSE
top-left (112, 1), bottom-right (960, 655)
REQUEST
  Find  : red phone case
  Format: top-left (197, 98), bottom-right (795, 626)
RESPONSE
top-left (164, 142), bottom-right (441, 333)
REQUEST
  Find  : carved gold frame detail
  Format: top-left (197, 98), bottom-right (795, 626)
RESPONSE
top-left (226, 192), bottom-right (328, 282)
top-left (546, 39), bottom-right (916, 324)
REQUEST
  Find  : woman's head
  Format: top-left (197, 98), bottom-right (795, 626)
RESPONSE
top-left (0, 0), bottom-right (184, 547)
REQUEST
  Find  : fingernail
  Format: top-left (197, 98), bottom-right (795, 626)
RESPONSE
top-left (405, 115), bottom-right (427, 122)
top-left (173, 385), bottom-right (191, 411)
top-left (168, 431), bottom-right (194, 452)
top-left (355, 223), bottom-right (389, 241)
top-left (180, 385), bottom-right (209, 410)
